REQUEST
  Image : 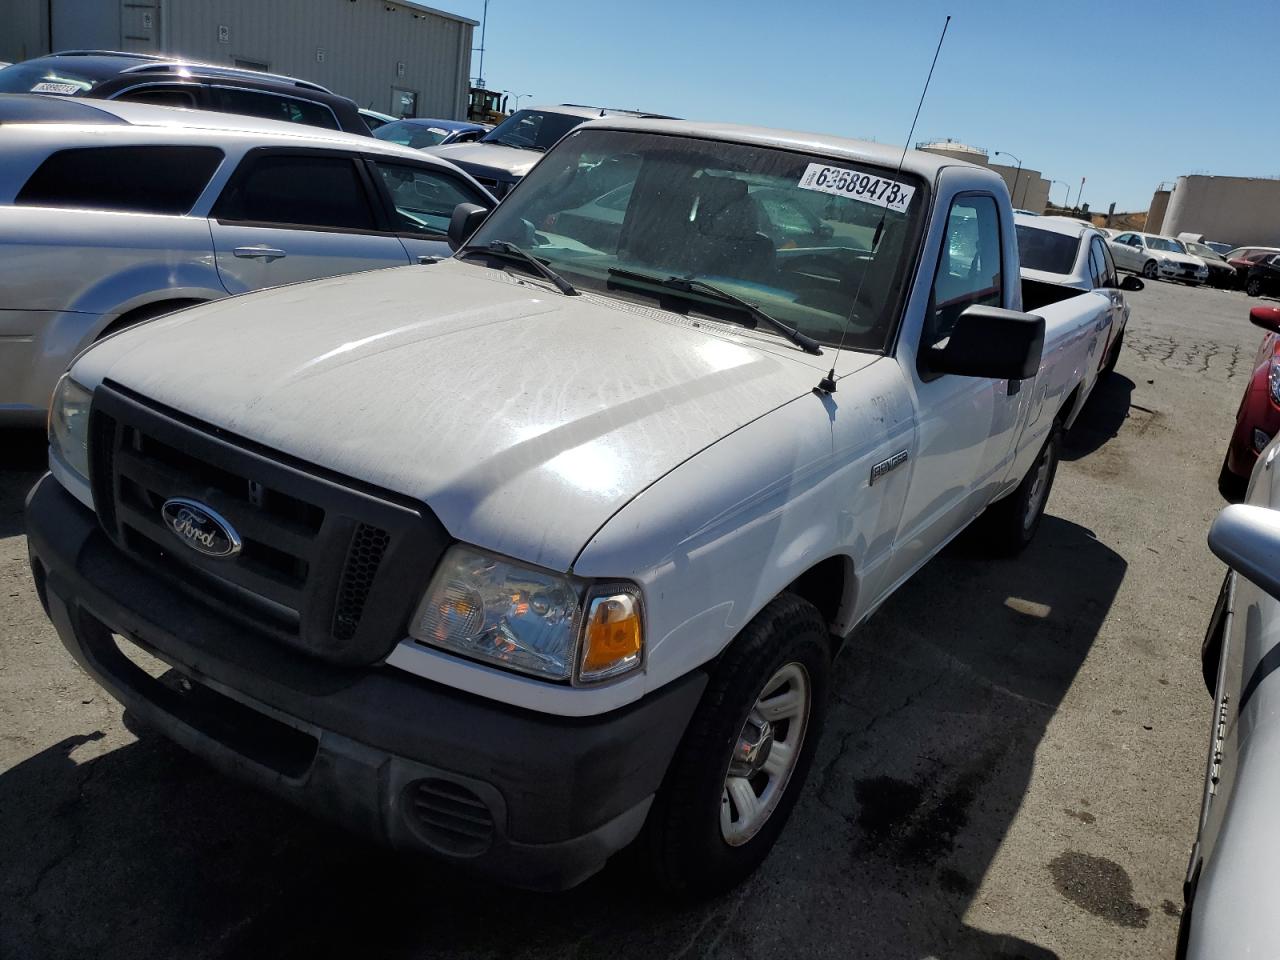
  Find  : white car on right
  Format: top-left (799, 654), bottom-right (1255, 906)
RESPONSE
top-left (1109, 231), bottom-right (1209, 284)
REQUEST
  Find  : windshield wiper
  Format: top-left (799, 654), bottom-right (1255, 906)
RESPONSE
top-left (459, 240), bottom-right (578, 296)
top-left (492, 137), bottom-right (544, 152)
top-left (607, 268), bottom-right (822, 355)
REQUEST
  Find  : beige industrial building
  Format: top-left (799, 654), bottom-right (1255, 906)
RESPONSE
top-left (1147, 175), bottom-right (1280, 247)
top-left (0, 0), bottom-right (476, 120)
top-left (916, 139), bottom-right (1051, 214)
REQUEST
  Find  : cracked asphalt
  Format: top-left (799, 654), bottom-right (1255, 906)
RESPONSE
top-left (0, 279), bottom-right (1264, 959)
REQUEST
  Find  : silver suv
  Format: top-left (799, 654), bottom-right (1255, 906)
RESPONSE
top-left (0, 95), bottom-right (494, 426)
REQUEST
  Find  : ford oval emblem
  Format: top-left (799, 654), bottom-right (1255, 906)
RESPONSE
top-left (160, 498), bottom-right (242, 559)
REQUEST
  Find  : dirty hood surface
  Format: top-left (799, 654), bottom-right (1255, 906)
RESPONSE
top-left (76, 260), bottom-right (848, 571)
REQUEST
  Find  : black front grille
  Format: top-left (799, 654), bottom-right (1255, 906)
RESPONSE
top-left (334, 523), bottom-right (391, 641)
top-left (88, 382), bottom-right (450, 665)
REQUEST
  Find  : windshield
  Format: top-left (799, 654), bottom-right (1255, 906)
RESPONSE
top-left (0, 61), bottom-right (101, 94)
top-left (481, 109), bottom-right (584, 151)
top-left (1184, 241), bottom-right (1223, 261)
top-left (464, 129), bottom-right (926, 353)
top-left (1145, 236), bottom-right (1185, 253)
top-left (374, 120), bottom-right (451, 149)
top-left (1015, 225), bottom-right (1080, 275)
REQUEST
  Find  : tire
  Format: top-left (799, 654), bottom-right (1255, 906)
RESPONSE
top-left (1218, 453), bottom-right (1247, 503)
top-left (97, 299), bottom-right (204, 341)
top-left (1247, 277), bottom-right (1263, 297)
top-left (1102, 329), bottom-right (1124, 375)
top-left (977, 429), bottom-right (1061, 556)
top-left (1142, 260), bottom-right (1159, 280)
top-left (642, 592), bottom-right (830, 899)
top-left (1200, 572), bottom-right (1230, 696)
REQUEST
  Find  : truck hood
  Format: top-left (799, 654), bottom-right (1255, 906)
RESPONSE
top-left (74, 260), bottom-right (846, 571)
top-left (424, 141), bottom-right (541, 181)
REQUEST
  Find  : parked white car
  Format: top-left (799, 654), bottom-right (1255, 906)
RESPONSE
top-left (1015, 212), bottom-right (1141, 376)
top-left (1109, 231), bottom-right (1209, 283)
top-left (28, 118), bottom-right (1117, 895)
top-left (1189, 311), bottom-right (1280, 955)
top-left (0, 94), bottom-right (494, 426)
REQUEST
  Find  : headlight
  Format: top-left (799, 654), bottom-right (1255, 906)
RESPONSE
top-left (1269, 356), bottom-right (1280, 406)
top-left (48, 375), bottom-right (93, 482)
top-left (409, 545), bottom-right (643, 683)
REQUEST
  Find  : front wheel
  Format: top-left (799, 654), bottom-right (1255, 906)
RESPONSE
top-left (1247, 277), bottom-right (1264, 297)
top-left (642, 593), bottom-right (830, 899)
top-left (977, 429), bottom-right (1061, 556)
top-left (1142, 260), bottom-right (1160, 280)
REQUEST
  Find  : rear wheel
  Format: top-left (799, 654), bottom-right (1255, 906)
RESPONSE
top-left (977, 430), bottom-right (1061, 555)
top-left (1247, 277), bottom-right (1264, 297)
top-left (1102, 330), bottom-right (1124, 375)
top-left (643, 593), bottom-right (830, 899)
top-left (1142, 260), bottom-right (1159, 280)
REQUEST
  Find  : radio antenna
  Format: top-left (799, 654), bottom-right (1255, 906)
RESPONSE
top-left (815, 14), bottom-right (951, 395)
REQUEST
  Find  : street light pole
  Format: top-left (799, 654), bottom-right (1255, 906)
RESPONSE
top-left (995, 150), bottom-right (1023, 208)
top-left (1049, 179), bottom-right (1070, 208)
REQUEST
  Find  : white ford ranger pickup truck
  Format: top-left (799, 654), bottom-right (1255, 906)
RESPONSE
top-left (27, 118), bottom-right (1112, 896)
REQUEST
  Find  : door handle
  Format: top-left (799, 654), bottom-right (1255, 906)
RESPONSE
top-left (233, 246), bottom-right (287, 261)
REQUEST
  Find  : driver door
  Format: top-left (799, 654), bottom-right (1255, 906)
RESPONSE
top-left (1110, 233), bottom-right (1138, 271)
top-left (884, 192), bottom-right (1028, 587)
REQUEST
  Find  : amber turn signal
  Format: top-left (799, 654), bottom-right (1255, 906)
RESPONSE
top-left (578, 591), bottom-right (643, 681)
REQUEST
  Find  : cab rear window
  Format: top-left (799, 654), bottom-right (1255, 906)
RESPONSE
top-left (16, 146), bottom-right (224, 215)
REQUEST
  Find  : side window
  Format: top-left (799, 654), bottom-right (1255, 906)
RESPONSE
top-left (213, 88), bottom-right (340, 130)
top-left (1096, 238), bottom-right (1118, 287)
top-left (1114, 233), bottom-right (1131, 245)
top-left (1087, 242), bottom-right (1104, 288)
top-left (215, 154), bottom-right (378, 230)
top-left (925, 194), bottom-right (1003, 347)
top-left (373, 161), bottom-right (486, 235)
top-left (15, 146), bottom-right (223, 215)
top-left (114, 86), bottom-right (199, 108)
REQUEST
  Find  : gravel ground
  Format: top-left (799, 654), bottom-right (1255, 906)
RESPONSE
top-left (0, 279), bottom-right (1263, 959)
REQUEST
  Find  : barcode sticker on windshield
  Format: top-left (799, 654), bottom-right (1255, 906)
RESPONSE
top-left (798, 163), bottom-right (915, 213)
top-left (30, 81), bottom-right (82, 94)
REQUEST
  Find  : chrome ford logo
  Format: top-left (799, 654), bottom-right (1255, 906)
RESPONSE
top-left (160, 498), bottom-right (241, 558)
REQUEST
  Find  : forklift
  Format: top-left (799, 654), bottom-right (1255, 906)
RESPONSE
top-left (467, 87), bottom-right (508, 125)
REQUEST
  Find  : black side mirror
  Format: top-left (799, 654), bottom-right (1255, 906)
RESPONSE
top-left (925, 305), bottom-right (1045, 381)
top-left (448, 203), bottom-right (490, 250)
top-left (1250, 305), bottom-right (1280, 334)
top-left (1120, 274), bottom-right (1145, 292)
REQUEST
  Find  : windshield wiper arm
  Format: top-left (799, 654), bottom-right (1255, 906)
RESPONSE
top-left (460, 240), bottom-right (578, 296)
top-left (607, 268), bottom-right (822, 355)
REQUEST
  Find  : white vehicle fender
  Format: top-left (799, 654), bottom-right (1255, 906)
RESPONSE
top-left (574, 360), bottom-right (916, 695)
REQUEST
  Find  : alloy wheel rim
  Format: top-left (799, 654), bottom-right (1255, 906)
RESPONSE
top-left (720, 662), bottom-right (811, 846)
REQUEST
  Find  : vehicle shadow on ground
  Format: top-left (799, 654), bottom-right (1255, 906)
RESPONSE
top-left (1061, 374), bottom-right (1135, 462)
top-left (0, 514), bottom-right (1123, 960)
top-left (0, 428), bottom-right (47, 539)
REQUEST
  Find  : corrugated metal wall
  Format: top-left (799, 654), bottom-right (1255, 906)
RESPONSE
top-left (0, 0), bottom-right (474, 120)
top-left (0, 0), bottom-right (49, 63)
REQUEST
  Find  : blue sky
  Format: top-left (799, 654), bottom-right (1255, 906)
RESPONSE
top-left (445, 0), bottom-right (1277, 212)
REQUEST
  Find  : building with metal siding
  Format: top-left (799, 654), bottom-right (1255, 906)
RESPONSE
top-left (0, 0), bottom-right (476, 120)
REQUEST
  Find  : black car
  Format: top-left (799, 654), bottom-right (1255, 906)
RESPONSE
top-left (0, 50), bottom-right (370, 135)
top-left (1245, 254), bottom-right (1280, 298)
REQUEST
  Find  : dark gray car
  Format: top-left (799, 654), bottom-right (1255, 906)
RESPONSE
top-left (426, 103), bottom-right (673, 196)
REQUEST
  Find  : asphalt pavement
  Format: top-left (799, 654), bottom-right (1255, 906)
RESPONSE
top-left (0, 279), bottom-right (1265, 959)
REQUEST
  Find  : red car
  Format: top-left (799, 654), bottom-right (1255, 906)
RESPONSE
top-left (1221, 305), bottom-right (1280, 499)
top-left (1226, 248), bottom-right (1280, 289)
